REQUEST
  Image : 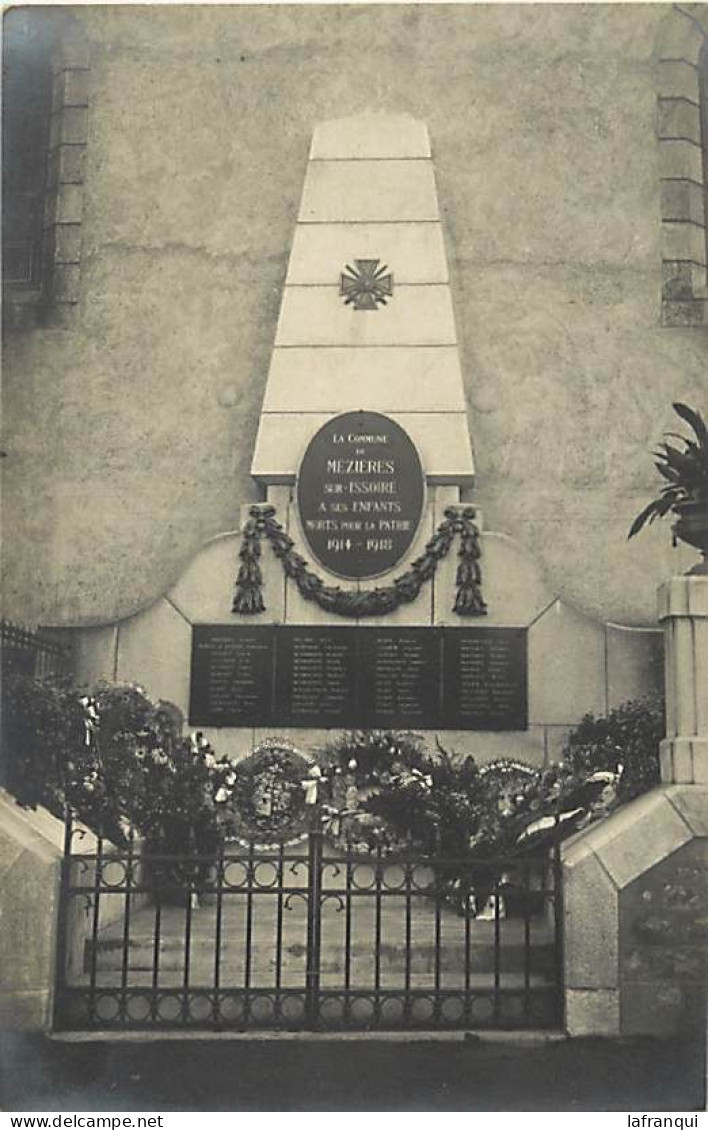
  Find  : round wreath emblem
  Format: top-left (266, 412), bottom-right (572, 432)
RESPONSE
top-left (478, 759), bottom-right (539, 816)
top-left (223, 739), bottom-right (312, 846)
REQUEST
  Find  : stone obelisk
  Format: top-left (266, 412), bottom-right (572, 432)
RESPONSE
top-left (249, 112), bottom-right (474, 643)
top-left (252, 111), bottom-right (474, 497)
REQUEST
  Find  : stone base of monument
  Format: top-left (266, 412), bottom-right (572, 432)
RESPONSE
top-left (562, 785), bottom-right (707, 1038)
top-left (0, 792), bottom-right (148, 1031)
top-left (563, 573), bottom-right (707, 1038)
top-left (64, 507), bottom-right (664, 773)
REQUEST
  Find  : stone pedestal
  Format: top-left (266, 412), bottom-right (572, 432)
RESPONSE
top-left (659, 574), bottom-right (708, 785)
top-left (0, 791), bottom-right (140, 1030)
top-left (563, 784), bottom-right (707, 1037)
top-left (563, 571), bottom-right (708, 1038)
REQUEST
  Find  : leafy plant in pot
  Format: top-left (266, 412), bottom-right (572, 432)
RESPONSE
top-left (629, 402), bottom-right (708, 573)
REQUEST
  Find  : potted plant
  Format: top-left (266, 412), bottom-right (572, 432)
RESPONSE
top-left (629, 402), bottom-right (708, 572)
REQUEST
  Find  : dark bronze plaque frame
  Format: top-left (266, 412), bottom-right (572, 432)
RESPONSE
top-left (190, 625), bottom-right (527, 732)
top-left (296, 410), bottom-right (426, 582)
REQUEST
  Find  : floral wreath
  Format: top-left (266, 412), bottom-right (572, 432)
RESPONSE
top-left (478, 759), bottom-right (540, 816)
top-left (222, 738), bottom-right (313, 848)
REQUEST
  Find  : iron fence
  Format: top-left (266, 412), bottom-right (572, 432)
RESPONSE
top-left (0, 619), bottom-right (72, 680)
top-left (54, 813), bottom-right (563, 1032)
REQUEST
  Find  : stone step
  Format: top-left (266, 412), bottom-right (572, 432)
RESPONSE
top-left (75, 967), bottom-right (556, 996)
top-left (88, 935), bottom-right (555, 977)
top-left (87, 913), bottom-right (556, 983)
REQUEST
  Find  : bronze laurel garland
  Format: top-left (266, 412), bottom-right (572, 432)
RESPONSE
top-left (232, 505), bottom-right (487, 619)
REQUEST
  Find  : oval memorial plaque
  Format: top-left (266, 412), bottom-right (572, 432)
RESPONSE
top-left (296, 411), bottom-right (425, 581)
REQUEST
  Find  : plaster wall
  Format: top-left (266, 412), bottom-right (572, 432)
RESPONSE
top-left (2, 3), bottom-right (707, 630)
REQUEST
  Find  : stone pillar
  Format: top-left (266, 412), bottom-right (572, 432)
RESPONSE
top-left (659, 574), bottom-right (708, 785)
top-left (563, 570), bottom-right (708, 1038)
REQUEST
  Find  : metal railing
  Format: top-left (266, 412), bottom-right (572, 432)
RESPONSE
top-left (0, 619), bottom-right (72, 680)
top-left (54, 813), bottom-right (563, 1032)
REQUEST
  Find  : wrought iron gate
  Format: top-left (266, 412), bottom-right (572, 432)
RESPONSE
top-left (54, 818), bottom-right (563, 1032)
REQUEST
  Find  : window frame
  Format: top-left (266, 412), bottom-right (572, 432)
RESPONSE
top-left (657, 5), bottom-right (708, 327)
top-left (2, 10), bottom-right (89, 332)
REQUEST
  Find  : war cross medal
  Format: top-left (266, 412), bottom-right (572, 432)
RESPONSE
top-left (339, 259), bottom-right (394, 310)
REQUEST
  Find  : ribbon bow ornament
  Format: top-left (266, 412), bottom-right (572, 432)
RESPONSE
top-left (79, 696), bottom-right (99, 747)
top-left (302, 764), bottom-right (322, 806)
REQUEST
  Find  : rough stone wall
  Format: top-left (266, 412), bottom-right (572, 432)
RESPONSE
top-left (563, 784), bottom-right (708, 1037)
top-left (620, 836), bottom-right (707, 1034)
top-left (2, 3), bottom-right (707, 629)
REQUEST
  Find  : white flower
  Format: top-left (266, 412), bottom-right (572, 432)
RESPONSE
top-left (215, 786), bottom-right (229, 803)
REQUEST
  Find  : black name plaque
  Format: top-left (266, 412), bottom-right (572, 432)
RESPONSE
top-left (190, 626), bottom-right (274, 726)
top-left (359, 629), bottom-right (441, 727)
top-left (275, 626), bottom-right (359, 728)
top-left (442, 627), bottom-right (527, 730)
top-left (190, 625), bottom-right (527, 731)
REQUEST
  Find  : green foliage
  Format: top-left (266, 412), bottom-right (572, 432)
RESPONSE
top-left (135, 736), bottom-right (226, 856)
top-left (389, 745), bottom-right (482, 855)
top-left (323, 731), bottom-right (484, 854)
top-left (561, 696), bottom-right (663, 800)
top-left (322, 698), bottom-right (663, 862)
top-left (84, 682), bottom-right (177, 842)
top-left (1, 674), bottom-right (84, 813)
top-left (2, 673), bottom-right (664, 884)
top-left (321, 729), bottom-right (430, 786)
top-left (78, 687), bottom-right (234, 856)
top-left (1, 674), bottom-right (226, 852)
top-left (468, 761), bottom-right (548, 857)
top-left (629, 402), bottom-right (708, 537)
